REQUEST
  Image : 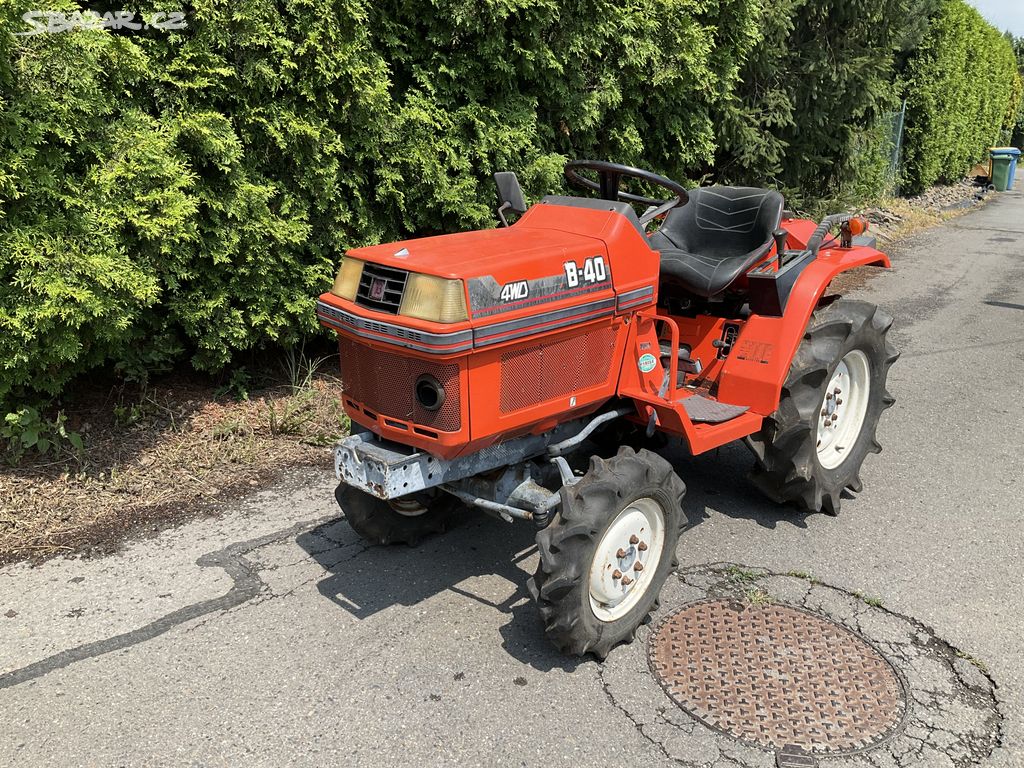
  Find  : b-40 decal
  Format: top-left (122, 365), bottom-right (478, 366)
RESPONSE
top-left (563, 256), bottom-right (607, 288)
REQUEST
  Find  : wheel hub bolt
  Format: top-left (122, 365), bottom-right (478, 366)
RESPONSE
top-left (621, 576), bottom-right (634, 586)
top-left (612, 569), bottom-right (622, 580)
top-left (616, 548), bottom-right (627, 558)
top-left (836, 398), bottom-right (843, 405)
top-left (633, 562), bottom-right (644, 572)
top-left (629, 534), bottom-right (639, 545)
top-left (637, 541), bottom-right (648, 552)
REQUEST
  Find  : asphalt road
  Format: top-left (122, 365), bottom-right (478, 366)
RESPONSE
top-left (2, 181), bottom-right (1023, 767)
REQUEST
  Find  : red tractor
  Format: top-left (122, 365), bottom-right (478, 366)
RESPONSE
top-left (317, 161), bottom-right (898, 657)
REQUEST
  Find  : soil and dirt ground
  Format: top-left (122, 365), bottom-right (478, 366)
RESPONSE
top-left (0, 362), bottom-right (346, 565)
top-left (2, 176), bottom-right (1020, 767)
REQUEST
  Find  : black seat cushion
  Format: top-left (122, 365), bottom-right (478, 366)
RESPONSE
top-left (648, 186), bottom-right (784, 298)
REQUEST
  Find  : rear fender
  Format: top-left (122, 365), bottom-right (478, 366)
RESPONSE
top-left (716, 248), bottom-right (891, 416)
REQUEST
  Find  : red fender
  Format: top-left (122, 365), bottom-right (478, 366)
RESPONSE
top-left (716, 247), bottom-right (891, 416)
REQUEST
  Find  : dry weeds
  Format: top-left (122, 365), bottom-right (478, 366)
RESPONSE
top-left (0, 373), bottom-right (347, 565)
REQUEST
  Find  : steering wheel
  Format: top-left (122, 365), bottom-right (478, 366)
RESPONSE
top-left (564, 159), bottom-right (689, 226)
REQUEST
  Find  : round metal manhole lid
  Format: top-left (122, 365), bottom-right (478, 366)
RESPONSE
top-left (648, 600), bottom-right (907, 754)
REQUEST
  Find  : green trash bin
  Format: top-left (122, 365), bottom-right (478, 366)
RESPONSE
top-left (990, 150), bottom-right (1018, 192)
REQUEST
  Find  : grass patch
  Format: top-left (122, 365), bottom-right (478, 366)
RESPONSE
top-left (851, 590), bottom-right (885, 608)
top-left (784, 569), bottom-right (824, 585)
top-left (744, 587), bottom-right (772, 606)
top-left (725, 565), bottom-right (763, 584)
top-left (955, 649), bottom-right (989, 674)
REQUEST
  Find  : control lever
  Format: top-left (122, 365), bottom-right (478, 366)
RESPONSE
top-left (773, 228), bottom-right (789, 265)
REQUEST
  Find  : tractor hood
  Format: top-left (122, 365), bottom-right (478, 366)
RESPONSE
top-left (316, 199), bottom-right (661, 458)
top-left (348, 223), bottom-right (604, 282)
top-left (346, 201), bottom-right (657, 323)
top-left (318, 200), bottom-right (660, 352)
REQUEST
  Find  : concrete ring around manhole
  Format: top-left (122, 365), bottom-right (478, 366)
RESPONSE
top-left (598, 564), bottom-right (1002, 768)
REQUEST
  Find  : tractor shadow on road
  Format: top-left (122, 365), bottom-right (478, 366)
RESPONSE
top-left (295, 441), bottom-right (812, 672)
top-left (296, 511), bottom-right (589, 672)
top-left (666, 441), bottom-right (816, 533)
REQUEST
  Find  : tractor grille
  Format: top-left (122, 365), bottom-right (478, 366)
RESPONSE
top-left (337, 336), bottom-right (461, 432)
top-left (355, 262), bottom-right (408, 314)
top-left (499, 327), bottom-right (616, 413)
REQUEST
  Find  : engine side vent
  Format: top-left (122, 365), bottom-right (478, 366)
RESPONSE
top-left (499, 327), bottom-right (616, 414)
top-left (338, 337), bottom-right (461, 432)
top-left (355, 262), bottom-right (408, 314)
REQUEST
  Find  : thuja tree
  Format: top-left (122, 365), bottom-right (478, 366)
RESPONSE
top-left (901, 0), bottom-right (1022, 192)
top-left (0, 0), bottom-right (758, 407)
top-left (711, 0), bottom-right (940, 202)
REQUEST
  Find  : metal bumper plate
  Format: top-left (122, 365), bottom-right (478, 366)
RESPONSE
top-left (335, 421), bottom-right (587, 500)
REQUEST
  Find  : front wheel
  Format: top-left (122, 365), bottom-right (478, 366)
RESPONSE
top-left (335, 485), bottom-right (459, 545)
top-left (528, 447), bottom-right (686, 658)
top-left (747, 299), bottom-right (899, 514)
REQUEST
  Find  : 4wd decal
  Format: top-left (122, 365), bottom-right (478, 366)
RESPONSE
top-left (500, 280), bottom-right (530, 302)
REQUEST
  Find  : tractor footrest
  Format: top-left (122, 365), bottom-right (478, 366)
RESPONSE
top-left (680, 395), bottom-right (749, 424)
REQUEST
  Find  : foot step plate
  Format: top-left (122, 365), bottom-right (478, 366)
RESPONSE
top-left (681, 395), bottom-right (749, 424)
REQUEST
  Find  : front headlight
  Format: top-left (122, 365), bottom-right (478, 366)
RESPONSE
top-left (400, 273), bottom-right (469, 323)
top-left (330, 258), bottom-right (364, 301)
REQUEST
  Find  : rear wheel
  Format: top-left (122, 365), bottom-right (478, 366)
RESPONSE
top-left (528, 447), bottom-right (686, 658)
top-left (747, 299), bottom-right (899, 514)
top-left (335, 484), bottom-right (459, 545)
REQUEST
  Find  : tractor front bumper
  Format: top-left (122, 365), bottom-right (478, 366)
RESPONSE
top-left (335, 419), bottom-right (596, 501)
top-left (335, 432), bottom-right (446, 500)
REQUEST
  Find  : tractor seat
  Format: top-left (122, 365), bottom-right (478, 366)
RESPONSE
top-left (648, 186), bottom-right (784, 298)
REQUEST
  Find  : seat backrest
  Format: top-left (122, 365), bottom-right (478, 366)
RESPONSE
top-left (656, 186), bottom-right (784, 260)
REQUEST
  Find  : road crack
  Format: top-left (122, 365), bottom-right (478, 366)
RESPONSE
top-left (0, 516), bottom-right (334, 690)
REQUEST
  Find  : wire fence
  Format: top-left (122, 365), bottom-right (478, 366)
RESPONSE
top-left (883, 99), bottom-right (908, 195)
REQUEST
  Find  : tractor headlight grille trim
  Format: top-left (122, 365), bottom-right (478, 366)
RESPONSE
top-left (354, 262), bottom-right (409, 314)
top-left (336, 259), bottom-right (469, 324)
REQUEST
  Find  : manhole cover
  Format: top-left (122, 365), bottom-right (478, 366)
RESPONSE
top-left (648, 600), bottom-right (907, 754)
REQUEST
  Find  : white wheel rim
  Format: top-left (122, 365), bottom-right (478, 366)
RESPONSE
top-left (389, 498), bottom-right (428, 517)
top-left (816, 349), bottom-right (871, 470)
top-left (589, 497), bottom-right (666, 622)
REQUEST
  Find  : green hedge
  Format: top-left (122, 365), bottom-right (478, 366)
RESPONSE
top-left (902, 0), bottom-right (1022, 193)
top-left (1009, 34), bottom-right (1024, 146)
top-left (0, 0), bottom-right (759, 408)
top-left (1, 0), bottom-right (1021, 411)
top-left (712, 0), bottom-right (940, 201)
